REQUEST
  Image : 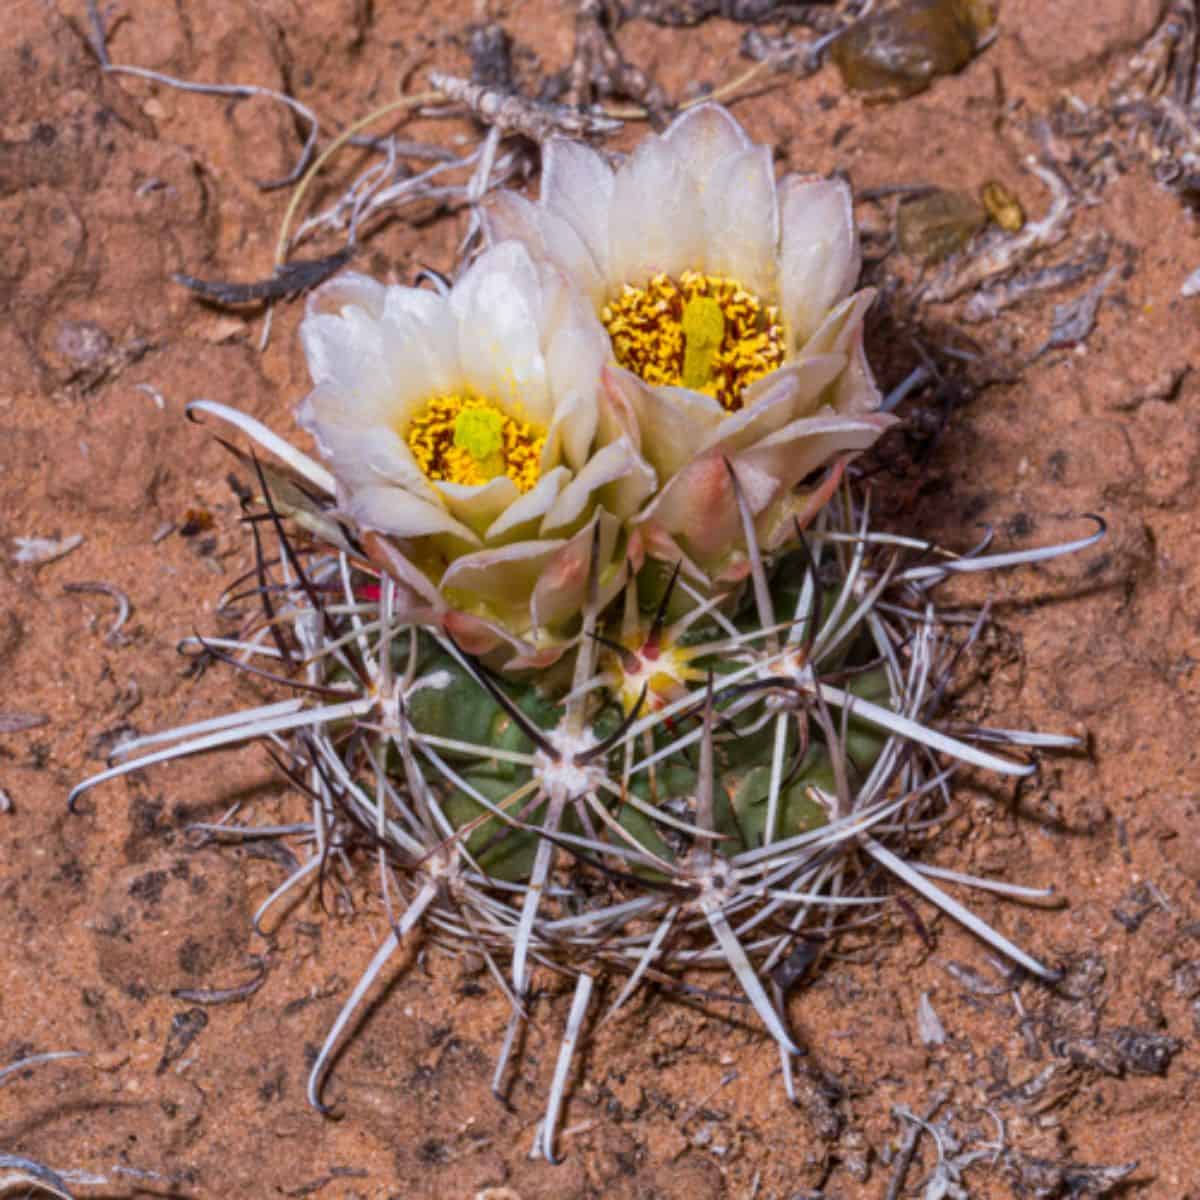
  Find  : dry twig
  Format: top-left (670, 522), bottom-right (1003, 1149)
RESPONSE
top-left (426, 71), bottom-right (623, 140)
top-left (570, 0), bottom-right (670, 117)
top-left (62, 581), bottom-right (133, 646)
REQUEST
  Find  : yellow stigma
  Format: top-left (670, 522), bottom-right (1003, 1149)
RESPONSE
top-left (601, 271), bottom-right (785, 411)
top-left (454, 406), bottom-right (504, 470)
top-left (406, 391), bottom-right (544, 492)
top-left (680, 296), bottom-right (725, 389)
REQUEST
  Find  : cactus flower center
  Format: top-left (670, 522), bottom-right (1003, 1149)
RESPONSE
top-left (406, 391), bottom-right (545, 493)
top-left (611, 634), bottom-right (706, 715)
top-left (601, 271), bottom-right (785, 411)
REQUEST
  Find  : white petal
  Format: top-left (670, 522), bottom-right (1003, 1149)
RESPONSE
top-left (301, 309), bottom-right (390, 404)
top-left (532, 512), bottom-right (623, 632)
top-left (380, 284), bottom-right (446, 326)
top-left (596, 364), bottom-right (643, 450)
top-left (638, 386), bottom-right (724, 472)
top-left (299, 356), bottom-right (458, 504)
top-left (546, 389), bottom-right (599, 474)
top-left (541, 139), bottom-right (615, 279)
top-left (779, 175), bottom-right (861, 347)
top-left (609, 135), bottom-right (704, 288)
top-left (736, 413), bottom-right (891, 495)
top-left (378, 302), bottom-right (460, 404)
top-left (304, 281), bottom-right (459, 421)
top-left (361, 534), bottom-right (443, 608)
top-left (662, 103), bottom-right (751, 178)
top-left (600, 443), bottom-right (658, 524)
top-left (544, 301), bottom-right (607, 469)
top-left (701, 145), bottom-right (779, 298)
top-left (483, 189), bottom-right (542, 249)
top-left (485, 466), bottom-right (570, 541)
top-left (299, 410), bottom-right (438, 503)
top-left (832, 330), bottom-right (882, 415)
top-left (306, 271), bottom-right (388, 320)
top-left (632, 417), bottom-right (885, 570)
top-left (698, 355), bottom-right (846, 455)
top-left (298, 379), bottom-right (380, 434)
top-left (451, 242), bottom-right (550, 422)
top-left (632, 452), bottom-right (745, 565)
top-left (441, 539), bottom-right (563, 628)
top-left (542, 267), bottom-right (608, 360)
top-left (485, 191), bottom-right (606, 305)
top-left (797, 289), bottom-right (874, 358)
top-left (794, 289), bottom-right (882, 415)
top-left (541, 436), bottom-right (656, 533)
top-left (437, 475), bottom-right (520, 538)
top-left (378, 288), bottom-right (460, 399)
top-left (347, 485), bottom-right (479, 543)
top-left (602, 366), bottom-right (722, 479)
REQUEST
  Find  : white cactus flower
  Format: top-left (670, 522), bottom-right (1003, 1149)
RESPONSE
top-left (298, 241), bottom-right (656, 664)
top-left (485, 103), bottom-right (896, 583)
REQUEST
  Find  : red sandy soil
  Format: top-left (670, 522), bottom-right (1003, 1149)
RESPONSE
top-left (2, 1), bottom-right (1198, 1196)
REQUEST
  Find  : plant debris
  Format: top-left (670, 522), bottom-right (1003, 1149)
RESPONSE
top-left (174, 248), bottom-right (356, 307)
top-left (921, 162), bottom-right (1075, 303)
top-left (282, 1167), bottom-right (370, 1198)
top-left (0, 1051), bottom-right (89, 1090)
top-left (961, 243), bottom-right (1109, 323)
top-left (84, 0), bottom-right (319, 190)
top-left (11, 535), bottom-right (84, 565)
top-left (427, 71), bottom-right (624, 140)
top-left (469, 23), bottom-right (515, 90)
top-left (569, 0), bottom-right (670, 115)
top-left (741, 21), bottom-right (856, 79)
top-left (155, 1007), bottom-right (210, 1075)
top-left (1035, 267), bottom-right (1117, 356)
top-left (0, 713), bottom-right (49, 734)
top-left (1052, 1026), bottom-right (1182, 1078)
top-left (623, 0), bottom-right (836, 26)
top-left (1111, 880), bottom-right (1166, 932)
top-left (1001, 1152), bottom-right (1139, 1197)
top-left (1109, 1027), bottom-right (1182, 1076)
top-left (171, 956), bottom-right (270, 1006)
top-left (62, 581), bottom-right (133, 646)
top-left (917, 991), bottom-right (947, 1045)
top-left (0, 1155), bottom-right (78, 1200)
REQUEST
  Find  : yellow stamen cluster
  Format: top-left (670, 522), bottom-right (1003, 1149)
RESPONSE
top-left (406, 392), bottom-right (544, 493)
top-left (601, 271), bottom-right (785, 411)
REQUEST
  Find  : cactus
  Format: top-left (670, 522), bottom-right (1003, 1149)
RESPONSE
top-left (71, 449), bottom-right (1102, 1159)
